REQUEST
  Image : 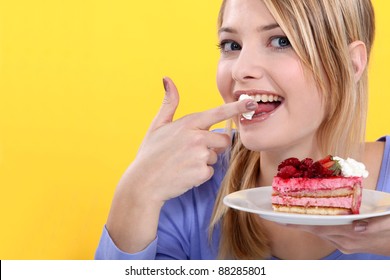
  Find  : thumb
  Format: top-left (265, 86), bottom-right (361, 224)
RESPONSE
top-left (149, 77), bottom-right (180, 130)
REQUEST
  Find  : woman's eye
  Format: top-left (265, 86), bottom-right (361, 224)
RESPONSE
top-left (270, 37), bottom-right (291, 48)
top-left (219, 40), bottom-right (242, 52)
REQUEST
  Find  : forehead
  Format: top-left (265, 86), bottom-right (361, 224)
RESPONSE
top-left (221, 0), bottom-right (277, 27)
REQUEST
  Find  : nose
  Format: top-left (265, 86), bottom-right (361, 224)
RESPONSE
top-left (232, 46), bottom-right (265, 82)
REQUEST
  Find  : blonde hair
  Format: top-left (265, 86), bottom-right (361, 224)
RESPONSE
top-left (210, 0), bottom-right (375, 259)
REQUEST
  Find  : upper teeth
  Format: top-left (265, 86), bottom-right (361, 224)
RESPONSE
top-left (240, 94), bottom-right (282, 102)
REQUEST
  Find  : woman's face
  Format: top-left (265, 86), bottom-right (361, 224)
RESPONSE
top-left (217, 0), bottom-right (326, 154)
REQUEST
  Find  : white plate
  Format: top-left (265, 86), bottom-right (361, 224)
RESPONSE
top-left (223, 186), bottom-right (390, 225)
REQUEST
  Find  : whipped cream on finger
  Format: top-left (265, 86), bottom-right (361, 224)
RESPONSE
top-left (239, 94), bottom-right (255, 120)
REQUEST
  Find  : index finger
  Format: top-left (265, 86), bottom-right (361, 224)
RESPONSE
top-left (194, 99), bottom-right (258, 129)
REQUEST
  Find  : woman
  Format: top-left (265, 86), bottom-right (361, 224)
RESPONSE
top-left (95, 0), bottom-right (390, 259)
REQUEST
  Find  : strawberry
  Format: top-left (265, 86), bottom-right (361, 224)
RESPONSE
top-left (318, 155), bottom-right (332, 164)
top-left (318, 155), bottom-right (342, 176)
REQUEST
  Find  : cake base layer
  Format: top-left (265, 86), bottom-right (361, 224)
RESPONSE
top-left (272, 204), bottom-right (352, 215)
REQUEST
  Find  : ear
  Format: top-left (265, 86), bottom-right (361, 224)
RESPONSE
top-left (348, 40), bottom-right (368, 82)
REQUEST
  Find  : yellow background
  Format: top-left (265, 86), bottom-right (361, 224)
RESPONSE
top-left (0, 0), bottom-right (389, 259)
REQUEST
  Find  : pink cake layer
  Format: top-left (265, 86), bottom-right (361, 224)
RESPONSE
top-left (272, 176), bottom-right (362, 192)
top-left (271, 195), bottom-right (353, 208)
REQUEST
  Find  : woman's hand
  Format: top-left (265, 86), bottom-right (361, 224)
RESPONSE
top-left (106, 77), bottom-right (257, 253)
top-left (121, 77), bottom-right (257, 203)
top-left (287, 215), bottom-right (390, 256)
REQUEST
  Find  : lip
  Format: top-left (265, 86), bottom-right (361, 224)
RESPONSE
top-left (234, 89), bottom-right (284, 125)
top-left (239, 106), bottom-right (280, 124)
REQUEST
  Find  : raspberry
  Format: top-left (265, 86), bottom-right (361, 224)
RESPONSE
top-left (300, 158), bottom-right (314, 171)
top-left (277, 166), bottom-right (298, 179)
top-left (277, 157), bottom-right (300, 171)
top-left (307, 161), bottom-right (331, 178)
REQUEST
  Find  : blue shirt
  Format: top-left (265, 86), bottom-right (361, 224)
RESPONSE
top-left (95, 136), bottom-right (390, 260)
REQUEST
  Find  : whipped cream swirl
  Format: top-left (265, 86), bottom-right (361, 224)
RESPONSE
top-left (333, 156), bottom-right (369, 178)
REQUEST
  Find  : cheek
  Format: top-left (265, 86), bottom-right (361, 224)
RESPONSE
top-left (281, 64), bottom-right (326, 120)
top-left (216, 60), bottom-right (233, 103)
top-left (275, 68), bottom-right (326, 132)
top-left (289, 91), bottom-right (326, 130)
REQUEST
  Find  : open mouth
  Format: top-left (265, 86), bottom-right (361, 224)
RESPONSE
top-left (239, 93), bottom-right (283, 120)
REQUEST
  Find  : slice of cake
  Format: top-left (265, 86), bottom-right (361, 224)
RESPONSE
top-left (271, 156), bottom-right (368, 215)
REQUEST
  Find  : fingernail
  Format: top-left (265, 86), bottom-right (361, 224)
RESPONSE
top-left (246, 100), bottom-right (257, 111)
top-left (163, 77), bottom-right (169, 92)
top-left (354, 221), bottom-right (368, 232)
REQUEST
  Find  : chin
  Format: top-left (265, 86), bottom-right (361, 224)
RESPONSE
top-left (239, 133), bottom-right (277, 152)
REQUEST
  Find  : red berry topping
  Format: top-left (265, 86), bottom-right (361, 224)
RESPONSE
top-left (318, 155), bottom-right (332, 164)
top-left (277, 157), bottom-right (300, 171)
top-left (276, 155), bottom-right (341, 179)
top-left (300, 158), bottom-right (314, 170)
top-left (277, 166), bottom-right (299, 179)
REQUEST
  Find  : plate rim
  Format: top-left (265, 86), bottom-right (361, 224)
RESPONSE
top-left (223, 186), bottom-right (390, 225)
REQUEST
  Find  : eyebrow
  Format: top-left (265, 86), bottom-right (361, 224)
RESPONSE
top-left (218, 23), bottom-right (280, 35)
top-left (259, 23), bottom-right (280, 32)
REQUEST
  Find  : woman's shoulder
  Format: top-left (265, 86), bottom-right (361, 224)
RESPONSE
top-left (364, 135), bottom-right (389, 160)
top-left (365, 139), bottom-right (385, 157)
top-left (364, 136), bottom-right (390, 192)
